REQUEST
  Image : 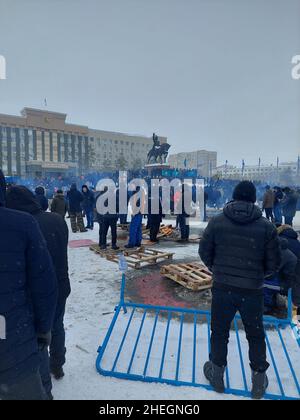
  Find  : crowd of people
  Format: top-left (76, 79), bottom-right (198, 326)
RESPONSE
top-left (0, 168), bottom-right (300, 400)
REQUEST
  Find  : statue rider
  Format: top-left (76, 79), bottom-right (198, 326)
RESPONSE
top-left (153, 133), bottom-right (160, 150)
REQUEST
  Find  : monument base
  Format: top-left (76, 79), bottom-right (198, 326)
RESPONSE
top-left (144, 163), bottom-right (171, 176)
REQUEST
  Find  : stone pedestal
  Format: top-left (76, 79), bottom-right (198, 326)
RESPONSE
top-left (144, 163), bottom-right (171, 177)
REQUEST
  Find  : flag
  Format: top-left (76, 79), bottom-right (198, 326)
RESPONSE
top-left (242, 159), bottom-right (245, 176)
top-left (258, 157), bottom-right (261, 168)
top-left (276, 157), bottom-right (279, 168)
top-left (44, 98), bottom-right (48, 107)
top-left (184, 158), bottom-right (187, 168)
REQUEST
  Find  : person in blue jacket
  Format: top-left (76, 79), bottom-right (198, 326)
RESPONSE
top-left (0, 170), bottom-right (57, 400)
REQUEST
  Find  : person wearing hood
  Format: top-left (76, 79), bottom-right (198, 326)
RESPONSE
top-left (81, 185), bottom-right (95, 230)
top-left (66, 183), bottom-right (86, 233)
top-left (199, 181), bottom-right (281, 400)
top-left (263, 237), bottom-right (297, 313)
top-left (0, 171), bottom-right (57, 400)
top-left (6, 186), bottom-right (71, 400)
top-left (51, 190), bottom-right (68, 218)
top-left (35, 186), bottom-right (49, 212)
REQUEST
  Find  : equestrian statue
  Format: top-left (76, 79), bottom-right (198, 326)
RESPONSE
top-left (147, 133), bottom-right (171, 164)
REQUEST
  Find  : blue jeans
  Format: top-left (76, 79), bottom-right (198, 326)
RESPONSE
top-left (128, 214), bottom-right (143, 247)
top-left (85, 209), bottom-right (94, 228)
top-left (284, 216), bottom-right (294, 226)
top-left (210, 287), bottom-right (269, 373)
top-left (273, 205), bottom-right (282, 224)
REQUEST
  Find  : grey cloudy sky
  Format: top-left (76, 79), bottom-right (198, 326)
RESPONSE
top-left (0, 0), bottom-right (299, 166)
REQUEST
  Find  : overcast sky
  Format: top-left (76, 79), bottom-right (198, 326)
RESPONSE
top-left (0, 0), bottom-right (299, 166)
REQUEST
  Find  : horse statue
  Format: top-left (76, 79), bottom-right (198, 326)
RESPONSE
top-left (147, 133), bottom-right (171, 164)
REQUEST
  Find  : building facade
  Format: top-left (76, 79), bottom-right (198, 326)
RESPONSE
top-left (0, 108), bottom-right (167, 178)
top-left (214, 161), bottom-right (300, 183)
top-left (168, 150), bottom-right (217, 177)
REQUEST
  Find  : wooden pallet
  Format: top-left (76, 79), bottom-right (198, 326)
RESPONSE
top-left (159, 232), bottom-right (201, 243)
top-left (90, 244), bottom-right (174, 269)
top-left (160, 262), bottom-right (212, 291)
top-left (111, 248), bottom-right (174, 269)
top-left (89, 244), bottom-right (144, 257)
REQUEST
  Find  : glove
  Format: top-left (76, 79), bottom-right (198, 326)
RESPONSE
top-left (37, 331), bottom-right (52, 351)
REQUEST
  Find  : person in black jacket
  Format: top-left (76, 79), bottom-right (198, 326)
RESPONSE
top-left (82, 185), bottom-right (95, 230)
top-left (35, 186), bottom-right (49, 212)
top-left (67, 184), bottom-right (87, 233)
top-left (199, 181), bottom-right (281, 400)
top-left (148, 189), bottom-right (163, 243)
top-left (6, 186), bottom-right (71, 399)
top-left (0, 171), bottom-right (57, 400)
top-left (282, 188), bottom-right (299, 226)
top-left (96, 187), bottom-right (119, 250)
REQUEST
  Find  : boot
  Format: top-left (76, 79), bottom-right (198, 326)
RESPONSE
top-left (51, 366), bottom-right (65, 381)
top-left (251, 370), bottom-right (268, 400)
top-left (203, 361), bottom-right (225, 393)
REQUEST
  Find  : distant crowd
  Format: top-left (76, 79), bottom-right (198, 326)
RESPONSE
top-left (1, 167), bottom-right (300, 400)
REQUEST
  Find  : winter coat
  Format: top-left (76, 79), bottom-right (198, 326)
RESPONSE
top-left (282, 191), bottom-right (299, 218)
top-left (0, 172), bottom-right (57, 386)
top-left (35, 187), bottom-right (49, 212)
top-left (277, 225), bottom-right (300, 258)
top-left (81, 186), bottom-right (95, 211)
top-left (199, 200), bottom-right (281, 290)
top-left (95, 189), bottom-right (119, 219)
top-left (263, 189), bottom-right (275, 209)
top-left (277, 225), bottom-right (300, 307)
top-left (67, 185), bottom-right (84, 213)
top-left (51, 193), bottom-right (68, 218)
top-left (6, 186), bottom-right (71, 301)
top-left (274, 189), bottom-right (283, 207)
top-left (277, 238), bottom-right (297, 291)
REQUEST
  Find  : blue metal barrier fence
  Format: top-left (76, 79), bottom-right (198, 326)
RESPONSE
top-left (96, 274), bottom-right (300, 400)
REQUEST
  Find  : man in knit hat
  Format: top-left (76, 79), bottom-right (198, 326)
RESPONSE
top-left (199, 181), bottom-right (281, 399)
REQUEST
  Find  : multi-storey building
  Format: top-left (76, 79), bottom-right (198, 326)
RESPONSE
top-left (168, 150), bottom-right (217, 177)
top-left (214, 161), bottom-right (300, 182)
top-left (0, 107), bottom-right (167, 177)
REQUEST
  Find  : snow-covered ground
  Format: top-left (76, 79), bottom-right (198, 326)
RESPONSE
top-left (52, 216), bottom-right (300, 401)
